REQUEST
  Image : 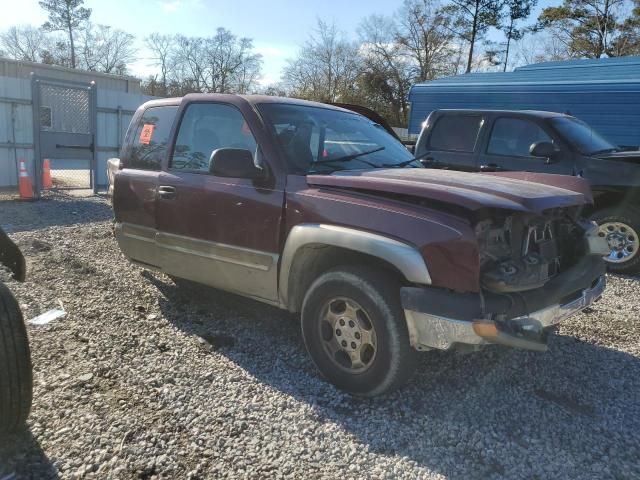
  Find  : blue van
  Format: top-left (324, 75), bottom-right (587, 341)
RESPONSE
top-left (408, 56), bottom-right (640, 149)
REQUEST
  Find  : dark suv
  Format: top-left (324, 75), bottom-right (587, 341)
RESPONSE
top-left (112, 94), bottom-right (607, 395)
top-left (415, 109), bottom-right (640, 273)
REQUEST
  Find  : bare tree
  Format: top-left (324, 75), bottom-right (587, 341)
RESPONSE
top-left (145, 33), bottom-right (175, 95)
top-left (396, 0), bottom-right (458, 80)
top-left (282, 20), bottom-right (361, 102)
top-left (512, 30), bottom-right (573, 66)
top-left (78, 24), bottom-right (136, 74)
top-left (173, 35), bottom-right (207, 93)
top-left (39, 0), bottom-right (91, 68)
top-left (0, 25), bottom-right (49, 62)
top-left (143, 29), bottom-right (263, 96)
top-left (358, 15), bottom-right (413, 125)
top-left (203, 29), bottom-right (262, 93)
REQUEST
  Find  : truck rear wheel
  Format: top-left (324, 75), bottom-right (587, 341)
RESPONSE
top-left (591, 207), bottom-right (640, 274)
top-left (301, 266), bottom-right (418, 396)
top-left (0, 282), bottom-right (32, 435)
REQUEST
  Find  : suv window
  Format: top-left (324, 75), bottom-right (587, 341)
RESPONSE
top-left (171, 103), bottom-right (257, 172)
top-left (488, 118), bottom-right (552, 157)
top-left (128, 106), bottom-right (178, 170)
top-left (429, 115), bottom-right (482, 153)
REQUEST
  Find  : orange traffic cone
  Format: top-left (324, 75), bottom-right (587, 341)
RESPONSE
top-left (42, 158), bottom-right (52, 189)
top-left (18, 160), bottom-right (34, 200)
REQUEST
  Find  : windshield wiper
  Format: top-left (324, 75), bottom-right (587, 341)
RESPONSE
top-left (313, 146), bottom-right (385, 166)
top-left (590, 147), bottom-right (619, 156)
top-left (382, 149), bottom-right (434, 168)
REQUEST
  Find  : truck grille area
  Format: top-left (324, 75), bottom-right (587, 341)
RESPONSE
top-left (476, 210), bottom-right (584, 293)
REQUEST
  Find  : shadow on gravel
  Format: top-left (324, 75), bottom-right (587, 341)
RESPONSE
top-left (147, 273), bottom-right (640, 478)
top-left (0, 430), bottom-right (58, 479)
top-left (0, 195), bottom-right (112, 234)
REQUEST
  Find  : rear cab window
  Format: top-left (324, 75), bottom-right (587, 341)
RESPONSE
top-left (428, 115), bottom-right (483, 153)
top-left (125, 105), bottom-right (178, 170)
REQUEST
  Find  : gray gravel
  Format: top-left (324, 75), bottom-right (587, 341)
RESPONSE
top-left (0, 192), bottom-right (639, 479)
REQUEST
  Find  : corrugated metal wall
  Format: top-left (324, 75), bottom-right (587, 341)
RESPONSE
top-left (0, 57), bottom-right (141, 93)
top-left (408, 56), bottom-right (640, 146)
top-left (0, 61), bottom-right (154, 189)
top-left (0, 77), bottom-right (32, 188)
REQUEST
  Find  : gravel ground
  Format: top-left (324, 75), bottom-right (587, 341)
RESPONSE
top-left (0, 192), bottom-right (639, 479)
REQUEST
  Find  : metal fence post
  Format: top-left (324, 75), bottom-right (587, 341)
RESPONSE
top-left (10, 102), bottom-right (18, 192)
top-left (30, 73), bottom-right (42, 199)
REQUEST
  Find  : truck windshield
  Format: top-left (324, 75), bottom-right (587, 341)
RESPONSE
top-left (550, 117), bottom-right (617, 155)
top-left (258, 103), bottom-right (419, 173)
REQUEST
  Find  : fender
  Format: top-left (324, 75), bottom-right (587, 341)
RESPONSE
top-left (278, 224), bottom-right (431, 308)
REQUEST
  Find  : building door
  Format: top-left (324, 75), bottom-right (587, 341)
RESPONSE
top-left (32, 76), bottom-right (97, 193)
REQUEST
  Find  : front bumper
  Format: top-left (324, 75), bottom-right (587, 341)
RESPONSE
top-left (401, 255), bottom-right (606, 352)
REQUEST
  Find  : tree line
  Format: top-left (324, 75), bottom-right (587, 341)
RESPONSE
top-left (1, 0), bottom-right (640, 127)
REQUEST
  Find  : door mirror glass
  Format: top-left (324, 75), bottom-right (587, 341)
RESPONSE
top-left (209, 148), bottom-right (264, 179)
top-left (529, 141), bottom-right (558, 158)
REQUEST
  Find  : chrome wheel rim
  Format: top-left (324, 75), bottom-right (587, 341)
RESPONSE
top-left (598, 221), bottom-right (639, 263)
top-left (319, 297), bottom-right (377, 374)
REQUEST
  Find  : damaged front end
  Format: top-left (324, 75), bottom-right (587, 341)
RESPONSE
top-left (401, 207), bottom-right (608, 352)
top-left (476, 208), bottom-right (606, 293)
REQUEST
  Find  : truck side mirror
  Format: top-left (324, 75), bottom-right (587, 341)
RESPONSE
top-left (530, 141), bottom-right (559, 163)
top-left (209, 148), bottom-right (264, 179)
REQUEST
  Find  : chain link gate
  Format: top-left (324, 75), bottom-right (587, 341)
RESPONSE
top-left (32, 76), bottom-right (97, 195)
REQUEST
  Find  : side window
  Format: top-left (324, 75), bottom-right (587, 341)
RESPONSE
top-left (487, 118), bottom-right (553, 157)
top-left (128, 106), bottom-right (178, 170)
top-left (428, 115), bottom-right (483, 153)
top-left (171, 103), bottom-right (257, 172)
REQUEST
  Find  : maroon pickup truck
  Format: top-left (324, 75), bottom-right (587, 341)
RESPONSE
top-left (113, 94), bottom-right (608, 396)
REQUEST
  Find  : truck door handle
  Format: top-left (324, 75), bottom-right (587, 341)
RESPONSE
top-left (158, 186), bottom-right (176, 199)
top-left (479, 163), bottom-right (498, 171)
top-left (420, 157), bottom-right (435, 165)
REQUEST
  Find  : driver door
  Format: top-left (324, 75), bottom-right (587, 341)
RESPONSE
top-left (155, 102), bottom-right (284, 303)
top-left (478, 116), bottom-right (573, 175)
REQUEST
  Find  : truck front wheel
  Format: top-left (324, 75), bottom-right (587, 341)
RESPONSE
top-left (0, 282), bottom-right (32, 436)
top-left (591, 206), bottom-right (640, 274)
top-left (301, 266), bottom-right (418, 396)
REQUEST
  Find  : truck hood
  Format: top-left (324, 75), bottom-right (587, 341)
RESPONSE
top-left (306, 169), bottom-right (591, 214)
top-left (595, 150), bottom-right (640, 163)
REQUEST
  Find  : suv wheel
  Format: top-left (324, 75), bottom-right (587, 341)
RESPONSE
top-left (591, 207), bottom-right (640, 274)
top-left (301, 266), bottom-right (418, 396)
top-left (0, 282), bottom-right (32, 436)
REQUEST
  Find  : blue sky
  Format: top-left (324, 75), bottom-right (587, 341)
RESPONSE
top-left (3, 0), bottom-right (558, 84)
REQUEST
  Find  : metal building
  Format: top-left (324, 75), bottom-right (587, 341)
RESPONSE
top-left (0, 57), bottom-right (154, 195)
top-left (408, 56), bottom-right (640, 148)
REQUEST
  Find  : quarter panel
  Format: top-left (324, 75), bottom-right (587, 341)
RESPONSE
top-left (284, 175), bottom-right (480, 293)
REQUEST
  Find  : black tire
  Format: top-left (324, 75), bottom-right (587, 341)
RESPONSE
top-left (301, 266), bottom-right (418, 397)
top-left (591, 206), bottom-right (640, 275)
top-left (0, 282), bottom-right (32, 435)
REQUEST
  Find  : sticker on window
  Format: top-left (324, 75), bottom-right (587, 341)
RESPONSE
top-left (139, 124), bottom-right (156, 145)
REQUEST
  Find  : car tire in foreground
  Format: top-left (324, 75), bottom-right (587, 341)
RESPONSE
top-left (0, 282), bottom-right (32, 436)
top-left (592, 206), bottom-right (640, 275)
top-left (301, 266), bottom-right (418, 397)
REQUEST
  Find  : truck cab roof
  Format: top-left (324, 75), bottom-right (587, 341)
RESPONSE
top-left (432, 109), bottom-right (571, 119)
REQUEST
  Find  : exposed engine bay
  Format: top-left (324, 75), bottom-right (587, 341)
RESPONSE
top-left (476, 209), bottom-right (589, 293)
